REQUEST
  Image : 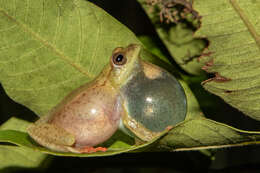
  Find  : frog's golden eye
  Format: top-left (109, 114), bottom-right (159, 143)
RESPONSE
top-left (112, 53), bottom-right (127, 66)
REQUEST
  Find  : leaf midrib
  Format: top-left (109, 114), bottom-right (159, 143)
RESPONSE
top-left (0, 7), bottom-right (93, 78)
top-left (230, 0), bottom-right (260, 49)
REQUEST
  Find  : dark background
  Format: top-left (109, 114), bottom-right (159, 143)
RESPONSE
top-left (1, 0), bottom-right (260, 172)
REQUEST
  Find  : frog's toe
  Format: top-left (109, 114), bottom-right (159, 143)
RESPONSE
top-left (166, 126), bottom-right (173, 131)
top-left (76, 146), bottom-right (107, 153)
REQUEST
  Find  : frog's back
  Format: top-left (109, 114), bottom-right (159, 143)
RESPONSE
top-left (121, 61), bottom-right (187, 135)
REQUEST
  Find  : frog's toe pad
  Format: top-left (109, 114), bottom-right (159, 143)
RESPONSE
top-left (79, 146), bottom-right (107, 153)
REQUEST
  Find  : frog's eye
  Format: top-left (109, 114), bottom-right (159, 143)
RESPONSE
top-left (112, 53), bottom-right (127, 66)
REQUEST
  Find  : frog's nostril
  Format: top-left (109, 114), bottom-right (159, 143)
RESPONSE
top-left (128, 43), bottom-right (137, 47)
top-left (127, 44), bottom-right (142, 56)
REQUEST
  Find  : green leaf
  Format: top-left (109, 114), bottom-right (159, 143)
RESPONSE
top-left (0, 117), bottom-right (47, 169)
top-left (159, 82), bottom-right (260, 151)
top-left (1, 117), bottom-right (30, 132)
top-left (0, 128), bottom-right (168, 157)
top-left (137, 0), bottom-right (207, 75)
top-left (179, 80), bottom-right (202, 120)
top-left (0, 145), bottom-right (46, 170)
top-left (0, 0), bottom-right (140, 116)
top-left (138, 35), bottom-right (171, 64)
top-left (193, 0), bottom-right (260, 120)
top-left (138, 35), bottom-right (188, 77)
top-left (1, 0), bottom-right (260, 157)
top-left (160, 117), bottom-right (260, 151)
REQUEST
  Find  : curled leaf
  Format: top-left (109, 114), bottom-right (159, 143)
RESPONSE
top-left (137, 0), bottom-right (207, 75)
top-left (194, 0), bottom-right (260, 120)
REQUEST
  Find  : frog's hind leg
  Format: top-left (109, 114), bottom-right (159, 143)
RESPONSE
top-left (27, 123), bottom-right (77, 153)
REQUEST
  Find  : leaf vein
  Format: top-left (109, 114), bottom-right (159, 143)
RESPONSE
top-left (38, 0), bottom-right (45, 34)
top-left (7, 59), bottom-right (58, 77)
top-left (25, 0), bottom-right (29, 23)
top-left (203, 8), bottom-right (234, 17)
top-left (0, 7), bottom-right (93, 78)
top-left (209, 29), bottom-right (248, 38)
top-left (88, 5), bottom-right (101, 74)
top-left (53, 1), bottom-right (61, 45)
top-left (212, 41), bottom-right (255, 52)
top-left (181, 132), bottom-right (205, 145)
top-left (202, 16), bottom-right (240, 27)
top-left (0, 45), bottom-right (44, 64)
top-left (74, 3), bottom-right (83, 64)
top-left (197, 121), bottom-right (236, 143)
top-left (0, 25), bottom-right (17, 32)
top-left (7, 75), bottom-right (84, 91)
top-left (215, 47), bottom-right (260, 59)
top-left (230, 0), bottom-right (260, 49)
top-left (205, 84), bottom-right (260, 97)
top-left (0, 39), bottom-right (33, 51)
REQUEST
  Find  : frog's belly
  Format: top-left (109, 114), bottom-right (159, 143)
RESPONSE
top-left (49, 85), bottom-right (122, 147)
top-left (122, 70), bottom-right (187, 132)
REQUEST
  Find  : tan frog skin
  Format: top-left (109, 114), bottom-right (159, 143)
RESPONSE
top-left (28, 44), bottom-right (187, 153)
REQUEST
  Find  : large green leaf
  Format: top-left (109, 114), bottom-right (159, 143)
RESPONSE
top-left (1, 0), bottom-right (260, 158)
top-left (0, 0), bottom-right (140, 116)
top-left (0, 117), bottom-right (47, 170)
top-left (193, 0), bottom-right (260, 120)
top-left (159, 117), bottom-right (260, 151)
top-left (137, 0), bottom-right (207, 75)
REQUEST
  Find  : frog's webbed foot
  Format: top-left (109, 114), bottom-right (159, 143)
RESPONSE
top-left (27, 123), bottom-right (76, 153)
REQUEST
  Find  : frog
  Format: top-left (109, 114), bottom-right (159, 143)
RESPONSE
top-left (28, 44), bottom-right (187, 153)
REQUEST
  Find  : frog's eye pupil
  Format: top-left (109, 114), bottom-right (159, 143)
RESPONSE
top-left (113, 53), bottom-right (127, 65)
top-left (116, 54), bottom-right (124, 63)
